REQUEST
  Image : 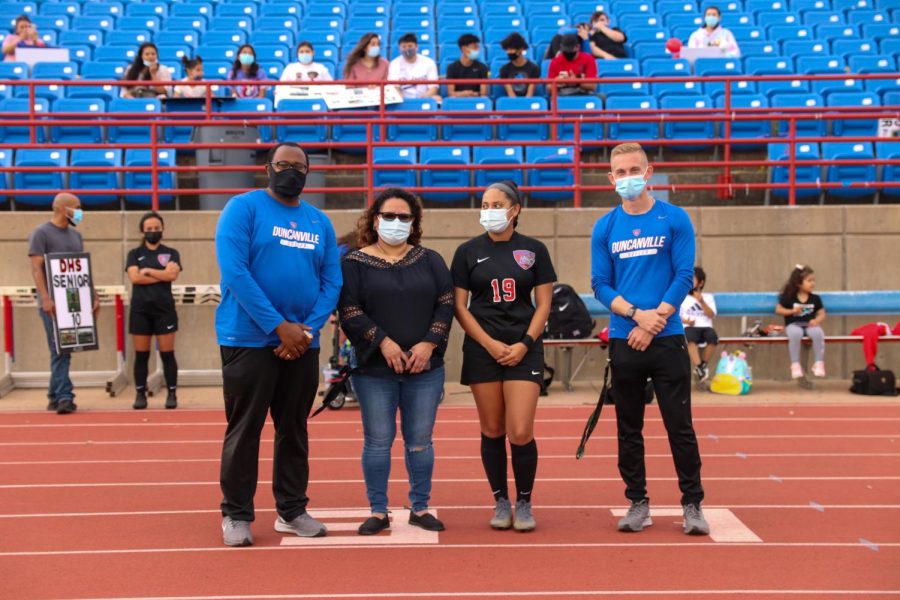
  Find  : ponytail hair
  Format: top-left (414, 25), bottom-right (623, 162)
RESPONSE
top-left (181, 55), bottom-right (203, 71)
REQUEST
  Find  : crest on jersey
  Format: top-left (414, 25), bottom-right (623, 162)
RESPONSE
top-left (290, 221), bottom-right (298, 229)
top-left (513, 250), bottom-right (535, 270)
top-left (157, 253), bottom-right (171, 267)
top-left (632, 229), bottom-right (641, 237)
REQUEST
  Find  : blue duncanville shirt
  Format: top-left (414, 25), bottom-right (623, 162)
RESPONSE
top-left (215, 189), bottom-right (342, 348)
top-left (590, 199), bottom-right (695, 339)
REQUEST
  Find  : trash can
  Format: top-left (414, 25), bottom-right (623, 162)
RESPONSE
top-left (194, 124), bottom-right (259, 210)
top-left (301, 153), bottom-right (329, 209)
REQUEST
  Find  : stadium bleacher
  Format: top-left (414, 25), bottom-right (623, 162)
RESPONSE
top-left (0, 0), bottom-right (898, 205)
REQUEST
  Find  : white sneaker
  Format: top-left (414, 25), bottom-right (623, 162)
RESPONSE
top-left (811, 361), bottom-right (826, 378)
top-left (790, 363), bottom-right (804, 379)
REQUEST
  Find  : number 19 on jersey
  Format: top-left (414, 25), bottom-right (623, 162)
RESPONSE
top-left (490, 278), bottom-right (517, 303)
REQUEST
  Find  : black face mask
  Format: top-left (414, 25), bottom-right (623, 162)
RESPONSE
top-left (563, 50), bottom-right (578, 61)
top-left (269, 168), bottom-right (307, 199)
top-left (144, 231), bottom-right (163, 245)
top-left (506, 51), bottom-right (519, 61)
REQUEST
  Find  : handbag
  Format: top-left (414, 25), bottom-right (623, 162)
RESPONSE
top-left (849, 365), bottom-right (899, 397)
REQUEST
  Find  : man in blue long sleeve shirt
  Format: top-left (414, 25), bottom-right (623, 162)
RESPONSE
top-left (216, 142), bottom-right (342, 547)
top-left (590, 143), bottom-right (708, 536)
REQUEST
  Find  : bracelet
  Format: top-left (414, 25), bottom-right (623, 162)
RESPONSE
top-left (521, 334), bottom-right (535, 349)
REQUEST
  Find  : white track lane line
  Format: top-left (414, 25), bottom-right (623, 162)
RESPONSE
top-left (42, 592), bottom-right (900, 600)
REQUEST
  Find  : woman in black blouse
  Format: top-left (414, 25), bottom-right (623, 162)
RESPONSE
top-left (339, 188), bottom-right (454, 536)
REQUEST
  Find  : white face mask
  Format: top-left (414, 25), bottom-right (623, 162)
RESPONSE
top-left (377, 216), bottom-right (411, 245)
top-left (480, 208), bottom-right (513, 233)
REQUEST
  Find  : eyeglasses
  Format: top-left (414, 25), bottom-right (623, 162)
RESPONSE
top-left (268, 161), bottom-right (309, 174)
top-left (378, 212), bottom-right (414, 223)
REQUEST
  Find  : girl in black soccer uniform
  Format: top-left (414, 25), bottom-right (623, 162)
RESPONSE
top-left (126, 211), bottom-right (182, 410)
top-left (451, 180), bottom-right (556, 532)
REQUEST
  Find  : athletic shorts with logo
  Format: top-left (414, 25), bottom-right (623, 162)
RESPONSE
top-left (129, 307), bottom-right (178, 336)
top-left (461, 342), bottom-right (545, 385)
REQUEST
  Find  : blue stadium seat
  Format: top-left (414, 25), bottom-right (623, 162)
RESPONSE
top-left (847, 10), bottom-right (889, 26)
top-left (202, 31), bottom-right (247, 47)
top-left (0, 148), bottom-right (9, 204)
top-left (209, 16), bottom-right (254, 33)
top-left (71, 16), bottom-right (116, 32)
top-left (643, 58), bottom-right (690, 77)
top-left (373, 147), bottom-right (418, 189)
top-left (597, 60), bottom-right (647, 97)
top-left (124, 148), bottom-right (175, 205)
top-left (694, 57), bottom-right (745, 98)
top-left (782, 39), bottom-right (829, 59)
top-left (256, 16), bottom-right (301, 34)
top-left (0, 62), bottom-right (27, 99)
top-left (68, 45), bottom-right (92, 67)
top-left (812, 74), bottom-right (865, 98)
top-left (801, 11), bottom-right (844, 27)
top-left (216, 98), bottom-right (273, 142)
top-left (308, 3), bottom-right (348, 18)
top-left (620, 14), bottom-right (664, 30)
top-left (829, 91), bottom-right (880, 137)
top-left (170, 3), bottom-right (214, 22)
top-left (59, 30), bottom-right (103, 49)
top-left (124, 3), bottom-right (166, 18)
top-left (653, 79), bottom-right (703, 100)
top-left (216, 2), bottom-right (258, 19)
top-left (739, 41), bottom-right (778, 60)
top-left (661, 95), bottom-right (716, 151)
top-left (720, 12), bottom-right (755, 29)
top-left (758, 11), bottom-right (800, 28)
top-left (729, 25), bottom-right (766, 43)
top-left (70, 149), bottom-right (122, 205)
top-left (19, 62), bottom-right (77, 101)
top-left (387, 98), bottom-right (439, 142)
top-left (39, 3), bottom-right (79, 18)
top-left (197, 45), bottom-right (239, 63)
top-left (526, 145), bottom-right (574, 202)
top-left (116, 16), bottom-right (160, 33)
top-left (303, 30), bottom-right (344, 48)
top-left (156, 45), bottom-right (192, 65)
top-left (881, 38), bottom-right (900, 55)
top-left (557, 96), bottom-right (603, 145)
top-left (771, 92), bottom-right (826, 137)
top-left (71, 62), bottom-right (125, 102)
top-left (354, 16), bottom-right (391, 33)
top-left (823, 141), bottom-right (876, 199)
top-left (850, 54), bottom-right (897, 73)
top-left (657, 1), bottom-right (698, 17)
top-left (797, 55), bottom-right (845, 75)
top-left (14, 149), bottom-right (67, 207)
top-left (441, 97), bottom-right (494, 142)
top-left (747, 56), bottom-right (810, 98)
top-left (164, 17), bottom-right (208, 33)
top-left (0, 98), bottom-right (48, 143)
top-left (108, 98), bottom-right (162, 143)
top-left (421, 146), bottom-right (471, 202)
top-left (83, 3), bottom-right (123, 18)
top-left (249, 29), bottom-right (295, 48)
top-left (156, 31), bottom-right (200, 49)
top-left (767, 25), bottom-right (814, 43)
top-left (866, 24), bottom-right (900, 42)
top-left (438, 4), bottom-right (479, 19)
top-left (93, 46), bottom-right (137, 63)
top-left (473, 145), bottom-right (524, 189)
top-left (665, 14), bottom-right (703, 29)
top-left (49, 98), bottom-right (105, 144)
top-left (303, 16), bottom-right (346, 32)
top-left (606, 96), bottom-right (659, 142)
top-left (30, 15), bottom-right (69, 31)
top-left (351, 4), bottom-right (388, 18)
top-left (628, 27), bottom-right (668, 44)
top-left (876, 141), bottom-right (900, 197)
top-left (274, 98), bottom-right (329, 144)
top-left (104, 30), bottom-right (153, 46)
top-left (496, 97), bottom-right (549, 142)
top-left (767, 142), bottom-right (821, 200)
top-left (816, 24), bottom-right (859, 41)
top-left (792, 0), bottom-right (831, 12)
top-left (715, 93), bottom-right (769, 148)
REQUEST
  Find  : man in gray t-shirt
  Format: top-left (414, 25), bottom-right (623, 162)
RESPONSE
top-left (27, 193), bottom-right (97, 414)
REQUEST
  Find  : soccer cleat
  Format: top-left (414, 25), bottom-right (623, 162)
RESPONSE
top-left (682, 503), bottom-right (710, 535)
top-left (618, 499), bottom-right (652, 532)
top-left (490, 497), bottom-right (513, 530)
top-left (275, 513), bottom-right (327, 538)
top-left (133, 390), bottom-right (148, 410)
top-left (693, 366), bottom-right (705, 381)
top-left (811, 361), bottom-right (826, 378)
top-left (700, 363), bottom-right (710, 383)
top-left (790, 363), bottom-right (804, 380)
top-left (165, 391), bottom-right (178, 409)
top-left (513, 500), bottom-right (536, 532)
top-left (222, 516), bottom-right (253, 547)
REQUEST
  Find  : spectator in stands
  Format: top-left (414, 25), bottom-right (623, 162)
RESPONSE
top-left (499, 33), bottom-right (540, 98)
top-left (548, 34), bottom-right (597, 96)
top-left (388, 33), bottom-right (440, 101)
top-left (126, 211), bottom-right (182, 410)
top-left (452, 181), bottom-right (557, 533)
top-left (688, 6), bottom-right (741, 58)
top-left (545, 25), bottom-right (590, 60)
top-left (27, 193), bottom-right (99, 416)
top-left (446, 34), bottom-right (489, 98)
top-left (776, 264), bottom-right (826, 380)
top-left (227, 44), bottom-right (267, 100)
top-left (2, 15), bottom-right (47, 62)
top-left (122, 43), bottom-right (172, 99)
top-left (276, 41), bottom-right (334, 105)
top-left (173, 56), bottom-right (206, 99)
top-left (591, 142), bottom-right (708, 536)
top-left (343, 33), bottom-right (389, 84)
top-left (680, 266), bottom-right (718, 387)
top-left (339, 188), bottom-right (453, 536)
top-left (582, 11), bottom-right (627, 60)
top-left (215, 142), bottom-right (342, 546)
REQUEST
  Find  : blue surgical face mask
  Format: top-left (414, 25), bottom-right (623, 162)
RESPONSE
top-left (367, 46), bottom-right (380, 58)
top-left (705, 15), bottom-right (719, 27)
top-left (402, 47), bottom-right (417, 59)
top-left (298, 52), bottom-right (313, 65)
top-left (68, 208), bottom-right (84, 226)
top-left (614, 169), bottom-right (648, 201)
top-left (377, 216), bottom-right (412, 245)
top-left (467, 48), bottom-right (480, 61)
top-left (238, 53), bottom-right (254, 66)
top-left (142, 60), bottom-right (155, 68)
top-left (479, 208), bottom-right (512, 233)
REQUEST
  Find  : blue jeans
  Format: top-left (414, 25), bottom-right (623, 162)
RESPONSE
top-left (39, 309), bottom-right (74, 404)
top-left (353, 366), bottom-right (444, 514)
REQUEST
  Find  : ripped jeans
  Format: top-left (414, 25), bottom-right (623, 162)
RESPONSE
top-left (353, 366), bottom-right (444, 514)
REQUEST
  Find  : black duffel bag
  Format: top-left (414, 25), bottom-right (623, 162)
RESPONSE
top-left (850, 365), bottom-right (899, 396)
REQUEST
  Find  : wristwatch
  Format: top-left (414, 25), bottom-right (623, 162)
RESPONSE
top-left (625, 305), bottom-right (638, 320)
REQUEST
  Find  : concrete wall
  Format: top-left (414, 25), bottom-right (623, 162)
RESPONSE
top-left (1, 206), bottom-right (898, 387)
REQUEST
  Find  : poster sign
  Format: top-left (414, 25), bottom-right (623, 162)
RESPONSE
top-left (281, 84), bottom-right (404, 110)
top-left (44, 252), bottom-right (98, 354)
top-left (878, 117), bottom-right (900, 138)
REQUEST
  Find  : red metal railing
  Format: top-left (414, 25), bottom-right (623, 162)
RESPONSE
top-left (0, 73), bottom-right (898, 209)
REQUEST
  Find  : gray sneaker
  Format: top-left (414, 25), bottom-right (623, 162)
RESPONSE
top-left (490, 497), bottom-right (513, 530)
top-left (682, 503), bottom-right (710, 535)
top-left (222, 516), bottom-right (253, 547)
top-left (513, 500), bottom-right (536, 532)
top-left (275, 513), bottom-right (327, 538)
top-left (618, 500), bottom-right (652, 532)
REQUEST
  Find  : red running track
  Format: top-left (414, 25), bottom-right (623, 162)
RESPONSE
top-left (1, 403), bottom-right (899, 600)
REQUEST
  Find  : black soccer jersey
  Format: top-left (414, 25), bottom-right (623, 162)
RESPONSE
top-left (451, 232), bottom-right (557, 348)
top-left (126, 243), bottom-right (181, 312)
